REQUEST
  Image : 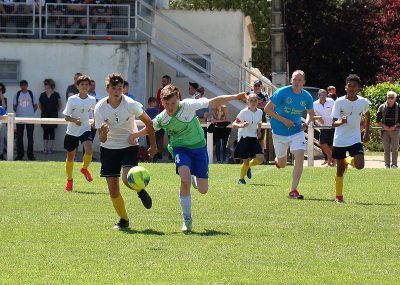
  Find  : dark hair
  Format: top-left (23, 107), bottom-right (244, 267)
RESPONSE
top-left (346, 74), bottom-right (362, 86)
top-left (43, 78), bottom-right (56, 89)
top-left (77, 75), bottom-right (91, 85)
top-left (90, 79), bottom-right (95, 84)
top-left (0, 82), bottom-right (5, 93)
top-left (20, 80), bottom-right (28, 86)
top-left (106, 73), bottom-right (124, 87)
top-left (148, 96), bottom-right (157, 104)
top-left (123, 80), bottom-right (129, 87)
top-left (160, 84), bottom-right (180, 100)
top-left (162, 75), bottom-right (171, 81)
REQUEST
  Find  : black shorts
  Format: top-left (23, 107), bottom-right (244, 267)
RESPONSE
top-left (319, 129), bottom-right (334, 146)
top-left (100, 145), bottom-right (139, 177)
top-left (64, 131), bottom-right (93, 152)
top-left (332, 143), bottom-right (364, 160)
top-left (234, 137), bottom-right (262, 159)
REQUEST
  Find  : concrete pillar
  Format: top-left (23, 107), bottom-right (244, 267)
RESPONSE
top-left (271, 0), bottom-right (288, 86)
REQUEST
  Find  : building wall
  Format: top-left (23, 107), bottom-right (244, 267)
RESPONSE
top-left (0, 40), bottom-right (147, 153)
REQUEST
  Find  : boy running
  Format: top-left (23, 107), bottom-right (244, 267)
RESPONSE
top-left (63, 75), bottom-right (97, 192)
top-left (331, 74), bottom-right (370, 203)
top-left (132, 84), bottom-right (245, 232)
top-left (94, 73), bottom-right (157, 230)
top-left (232, 93), bottom-right (264, 184)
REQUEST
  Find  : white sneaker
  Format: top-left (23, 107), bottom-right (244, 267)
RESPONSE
top-left (391, 165), bottom-right (398, 169)
top-left (191, 175), bottom-right (198, 189)
top-left (182, 218), bottom-right (192, 232)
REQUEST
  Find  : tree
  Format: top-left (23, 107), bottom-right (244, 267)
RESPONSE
top-left (169, 0), bottom-right (272, 76)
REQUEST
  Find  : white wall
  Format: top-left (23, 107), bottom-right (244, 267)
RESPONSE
top-left (0, 40), bottom-right (147, 153)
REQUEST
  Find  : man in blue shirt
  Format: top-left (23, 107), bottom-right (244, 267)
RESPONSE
top-left (264, 70), bottom-right (314, 199)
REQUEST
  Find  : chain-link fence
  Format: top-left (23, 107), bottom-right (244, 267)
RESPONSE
top-left (0, 2), bottom-right (131, 39)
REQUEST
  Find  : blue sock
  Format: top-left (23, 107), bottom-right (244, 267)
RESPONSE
top-left (180, 195), bottom-right (192, 221)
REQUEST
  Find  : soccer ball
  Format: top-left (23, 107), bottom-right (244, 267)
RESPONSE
top-left (127, 166), bottom-right (150, 191)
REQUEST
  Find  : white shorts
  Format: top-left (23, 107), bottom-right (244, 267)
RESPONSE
top-left (272, 132), bottom-right (306, 158)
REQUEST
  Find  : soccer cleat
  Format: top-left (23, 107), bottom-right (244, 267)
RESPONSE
top-left (113, 218), bottom-right (129, 230)
top-left (335, 196), bottom-right (345, 203)
top-left (238, 179), bottom-right (246, 185)
top-left (182, 218), bottom-right (192, 232)
top-left (65, 179), bottom-right (73, 192)
top-left (191, 175), bottom-right (198, 189)
top-left (138, 189), bottom-right (152, 209)
top-left (246, 168), bottom-right (252, 179)
top-left (288, 189), bottom-right (304, 200)
top-left (80, 167), bottom-right (93, 182)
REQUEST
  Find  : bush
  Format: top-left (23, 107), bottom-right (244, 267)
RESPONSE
top-left (362, 82), bottom-right (400, 150)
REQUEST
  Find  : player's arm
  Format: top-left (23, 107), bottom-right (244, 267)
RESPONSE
top-left (303, 109), bottom-right (315, 129)
top-left (264, 100), bottom-right (294, 128)
top-left (232, 117), bottom-right (248, 129)
top-left (208, 92), bottom-right (246, 108)
top-left (138, 112), bottom-right (158, 157)
top-left (98, 123), bottom-right (109, 143)
top-left (64, 115), bottom-right (81, 126)
top-left (363, 111), bottom-right (370, 143)
top-left (257, 122), bottom-right (262, 139)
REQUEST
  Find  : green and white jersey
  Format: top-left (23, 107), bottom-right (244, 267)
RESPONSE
top-left (154, 98), bottom-right (209, 151)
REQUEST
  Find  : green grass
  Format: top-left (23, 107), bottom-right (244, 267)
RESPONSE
top-left (0, 161), bottom-right (399, 284)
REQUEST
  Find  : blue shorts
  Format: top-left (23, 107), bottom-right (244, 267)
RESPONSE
top-left (173, 146), bottom-right (209, 179)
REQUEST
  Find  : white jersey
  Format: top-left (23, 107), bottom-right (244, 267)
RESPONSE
top-left (94, 95), bottom-right (144, 149)
top-left (235, 107), bottom-right (263, 139)
top-left (63, 94), bottom-right (96, 137)
top-left (313, 97), bottom-right (334, 126)
top-left (332, 95), bottom-right (370, 147)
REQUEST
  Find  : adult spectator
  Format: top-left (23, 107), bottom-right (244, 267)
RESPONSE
top-left (194, 86), bottom-right (209, 138)
top-left (0, 82), bottom-right (7, 160)
top-left (376, 91), bottom-right (400, 169)
top-left (0, 0), bottom-right (18, 35)
top-left (327, 85), bottom-right (338, 101)
top-left (313, 89), bottom-right (335, 166)
top-left (88, 79), bottom-right (102, 102)
top-left (253, 79), bottom-right (269, 152)
top-left (39, 78), bottom-right (61, 154)
top-left (188, 81), bottom-right (199, 98)
top-left (47, 0), bottom-right (67, 38)
top-left (145, 96), bottom-right (163, 160)
top-left (13, 80), bottom-right (38, 160)
top-left (90, 0), bottom-right (112, 36)
top-left (65, 0), bottom-right (87, 38)
top-left (123, 81), bottom-right (136, 101)
top-left (209, 102), bottom-right (230, 163)
top-left (156, 75), bottom-right (181, 111)
top-left (66, 72), bottom-right (82, 100)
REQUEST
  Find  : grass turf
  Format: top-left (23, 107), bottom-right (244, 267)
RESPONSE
top-left (0, 161), bottom-right (399, 284)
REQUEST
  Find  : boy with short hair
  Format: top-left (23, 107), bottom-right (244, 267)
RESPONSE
top-left (95, 73), bottom-right (157, 230)
top-left (132, 84), bottom-right (245, 232)
top-left (232, 93), bottom-right (264, 184)
top-left (331, 74), bottom-right (370, 203)
top-left (63, 75), bottom-right (97, 192)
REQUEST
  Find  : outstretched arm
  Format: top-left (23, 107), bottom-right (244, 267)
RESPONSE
top-left (208, 92), bottom-right (246, 109)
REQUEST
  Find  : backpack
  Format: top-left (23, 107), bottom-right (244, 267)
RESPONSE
top-left (16, 90), bottom-right (34, 108)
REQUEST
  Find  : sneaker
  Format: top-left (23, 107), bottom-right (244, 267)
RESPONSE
top-left (274, 159), bottom-right (281, 169)
top-left (321, 161), bottom-right (328, 165)
top-left (80, 167), bottom-right (93, 182)
top-left (28, 156), bottom-right (36, 161)
top-left (391, 165), bottom-right (398, 169)
top-left (15, 156), bottom-right (23, 161)
top-left (238, 179), bottom-right (246, 185)
top-left (113, 218), bottom-right (129, 230)
top-left (288, 189), bottom-right (304, 200)
top-left (246, 168), bottom-right (252, 179)
top-left (65, 179), bottom-right (73, 192)
top-left (138, 189), bottom-right (152, 209)
top-left (182, 218), bottom-right (192, 232)
top-left (335, 196), bottom-right (345, 203)
top-left (385, 165), bottom-right (390, 169)
top-left (191, 175), bottom-right (198, 189)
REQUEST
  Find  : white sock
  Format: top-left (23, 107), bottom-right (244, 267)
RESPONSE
top-left (180, 195), bottom-right (192, 221)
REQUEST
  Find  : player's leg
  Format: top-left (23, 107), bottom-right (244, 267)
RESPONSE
top-left (349, 143), bottom-right (365, 170)
top-left (80, 131), bottom-right (94, 182)
top-left (234, 137), bottom-right (250, 183)
top-left (100, 147), bottom-right (129, 229)
top-left (248, 137), bottom-right (264, 179)
top-left (288, 132), bottom-right (306, 199)
top-left (332, 146), bottom-right (347, 203)
top-left (64, 134), bottom-right (79, 191)
top-left (189, 147), bottom-right (209, 193)
top-left (272, 134), bottom-right (289, 168)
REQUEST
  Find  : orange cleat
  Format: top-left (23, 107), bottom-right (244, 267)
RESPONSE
top-left (65, 179), bottom-right (73, 192)
top-left (80, 167), bottom-right (93, 182)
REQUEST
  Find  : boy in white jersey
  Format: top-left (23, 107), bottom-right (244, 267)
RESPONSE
top-left (94, 73), bottom-right (157, 230)
top-left (63, 75), bottom-right (97, 192)
top-left (132, 84), bottom-right (245, 232)
top-left (232, 93), bottom-right (264, 184)
top-left (331, 74), bottom-right (370, 203)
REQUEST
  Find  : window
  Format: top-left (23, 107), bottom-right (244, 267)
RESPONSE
top-left (0, 61), bottom-right (20, 83)
top-left (176, 54), bottom-right (211, 78)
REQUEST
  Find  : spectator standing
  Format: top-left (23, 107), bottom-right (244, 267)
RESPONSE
top-left (376, 91), bottom-right (400, 169)
top-left (253, 79), bottom-right (269, 152)
top-left (327, 85), bottom-right (338, 101)
top-left (123, 80), bottom-right (136, 101)
top-left (88, 79), bottom-right (102, 102)
top-left (188, 81), bottom-right (198, 98)
top-left (313, 89), bottom-right (335, 166)
top-left (39, 78), bottom-right (61, 154)
top-left (209, 102), bottom-right (230, 163)
top-left (0, 82), bottom-right (7, 159)
top-left (264, 70), bottom-right (314, 200)
top-left (145, 96), bottom-right (163, 160)
top-left (13, 80), bottom-right (38, 160)
top-left (331, 74), bottom-right (370, 203)
top-left (155, 75), bottom-right (182, 112)
top-left (66, 72), bottom-right (82, 100)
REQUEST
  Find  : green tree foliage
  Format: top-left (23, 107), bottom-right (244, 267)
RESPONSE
top-left (284, 0), bottom-right (381, 94)
top-left (169, 0), bottom-right (271, 76)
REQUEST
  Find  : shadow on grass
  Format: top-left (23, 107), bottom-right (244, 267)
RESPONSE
top-left (73, 191), bottom-right (108, 195)
top-left (306, 198), bottom-right (335, 203)
top-left (121, 228), bottom-right (165, 235)
top-left (306, 197), bottom-right (396, 206)
top-left (180, 229), bottom-right (230, 236)
top-left (247, 183), bottom-right (279, 187)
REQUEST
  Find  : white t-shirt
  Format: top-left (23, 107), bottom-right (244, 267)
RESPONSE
top-left (235, 107), bottom-right (263, 139)
top-left (313, 98), bottom-right (334, 126)
top-left (63, 94), bottom-right (96, 137)
top-left (332, 96), bottom-right (370, 147)
top-left (94, 95), bottom-right (144, 149)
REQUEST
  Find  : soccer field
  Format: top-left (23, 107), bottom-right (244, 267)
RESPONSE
top-left (0, 161), bottom-right (399, 284)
